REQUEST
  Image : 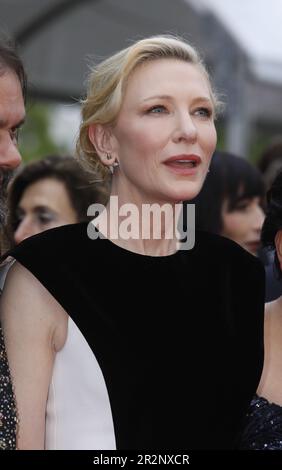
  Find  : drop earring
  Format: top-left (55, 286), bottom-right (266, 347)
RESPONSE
top-left (106, 153), bottom-right (119, 173)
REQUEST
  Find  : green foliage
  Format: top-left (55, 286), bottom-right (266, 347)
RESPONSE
top-left (18, 101), bottom-right (68, 163)
top-left (215, 119), bottom-right (280, 164)
top-left (249, 124), bottom-right (282, 165)
top-left (215, 119), bottom-right (226, 150)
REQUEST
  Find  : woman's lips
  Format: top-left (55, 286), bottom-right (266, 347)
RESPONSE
top-left (164, 155), bottom-right (201, 175)
top-left (164, 162), bottom-right (199, 175)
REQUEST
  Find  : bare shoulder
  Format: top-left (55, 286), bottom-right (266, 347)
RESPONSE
top-left (0, 261), bottom-right (68, 449)
top-left (257, 297), bottom-right (282, 404)
top-left (264, 298), bottom-right (282, 333)
top-left (265, 300), bottom-right (277, 316)
top-left (1, 260), bottom-right (67, 352)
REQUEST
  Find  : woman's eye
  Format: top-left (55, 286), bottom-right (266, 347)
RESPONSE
top-left (237, 205), bottom-right (248, 211)
top-left (194, 107), bottom-right (212, 118)
top-left (235, 201), bottom-right (250, 212)
top-left (147, 105), bottom-right (167, 114)
top-left (38, 214), bottom-right (54, 224)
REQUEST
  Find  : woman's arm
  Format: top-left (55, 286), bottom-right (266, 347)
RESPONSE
top-left (0, 261), bottom-right (67, 449)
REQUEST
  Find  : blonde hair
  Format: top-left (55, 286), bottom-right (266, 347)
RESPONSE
top-left (77, 35), bottom-right (220, 181)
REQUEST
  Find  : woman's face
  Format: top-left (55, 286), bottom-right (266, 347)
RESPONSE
top-left (221, 196), bottom-right (265, 255)
top-left (107, 59), bottom-right (217, 204)
top-left (14, 177), bottom-right (78, 244)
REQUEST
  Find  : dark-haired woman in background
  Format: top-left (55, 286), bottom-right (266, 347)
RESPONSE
top-left (0, 154), bottom-right (107, 288)
top-left (188, 151), bottom-right (282, 301)
top-left (6, 154), bottom-right (107, 247)
top-left (257, 139), bottom-right (282, 301)
top-left (241, 170), bottom-right (282, 449)
top-left (189, 151), bottom-right (282, 302)
top-left (190, 150), bottom-right (265, 256)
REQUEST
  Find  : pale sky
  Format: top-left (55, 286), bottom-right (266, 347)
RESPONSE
top-left (196, 0), bottom-right (282, 63)
top-left (50, 104), bottom-right (80, 153)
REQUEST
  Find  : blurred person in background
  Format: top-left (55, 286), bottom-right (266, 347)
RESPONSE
top-left (190, 150), bottom-right (265, 257)
top-left (189, 151), bottom-right (280, 301)
top-left (257, 137), bottom-right (282, 192)
top-left (241, 169), bottom-right (282, 450)
top-left (257, 138), bottom-right (282, 301)
top-left (0, 33), bottom-right (26, 450)
top-left (5, 154), bottom-right (108, 247)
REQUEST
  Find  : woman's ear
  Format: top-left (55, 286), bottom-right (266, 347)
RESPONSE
top-left (88, 124), bottom-right (117, 167)
top-left (275, 230), bottom-right (282, 269)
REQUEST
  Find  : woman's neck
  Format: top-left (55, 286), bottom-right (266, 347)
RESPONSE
top-left (93, 191), bottom-right (185, 257)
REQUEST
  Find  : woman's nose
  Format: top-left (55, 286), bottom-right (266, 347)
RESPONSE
top-left (171, 113), bottom-right (197, 143)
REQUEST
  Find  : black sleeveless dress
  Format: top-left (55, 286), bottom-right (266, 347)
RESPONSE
top-left (8, 222), bottom-right (265, 449)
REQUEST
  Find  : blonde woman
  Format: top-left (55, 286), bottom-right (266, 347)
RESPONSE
top-left (1, 35), bottom-right (264, 450)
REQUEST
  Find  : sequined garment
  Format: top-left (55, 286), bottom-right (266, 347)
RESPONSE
top-left (240, 395), bottom-right (282, 450)
top-left (0, 326), bottom-right (17, 450)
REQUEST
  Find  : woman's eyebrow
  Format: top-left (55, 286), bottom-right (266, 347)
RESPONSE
top-left (142, 94), bottom-right (172, 102)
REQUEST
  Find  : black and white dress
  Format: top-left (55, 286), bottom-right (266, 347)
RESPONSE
top-left (8, 223), bottom-right (265, 449)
